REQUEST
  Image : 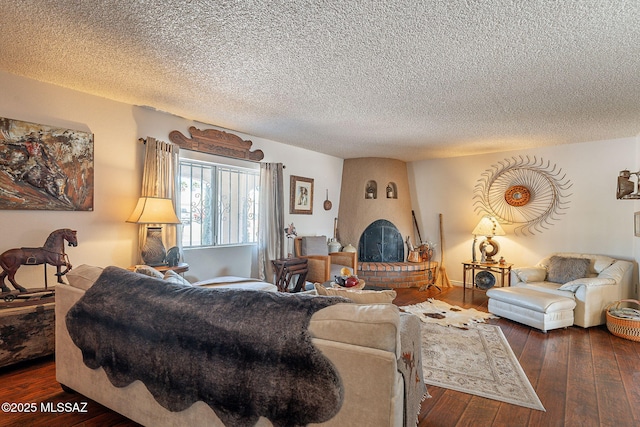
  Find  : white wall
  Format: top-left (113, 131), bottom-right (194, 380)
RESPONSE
top-left (0, 71), bottom-right (140, 288)
top-left (180, 130), bottom-right (344, 282)
top-left (132, 107), bottom-right (344, 282)
top-left (408, 138), bottom-right (639, 296)
top-left (0, 71), bottom-right (343, 286)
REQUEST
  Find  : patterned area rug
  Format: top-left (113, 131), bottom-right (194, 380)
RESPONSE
top-left (402, 300), bottom-right (545, 411)
top-left (401, 298), bottom-right (497, 328)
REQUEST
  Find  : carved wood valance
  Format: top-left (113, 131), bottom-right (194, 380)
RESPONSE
top-left (168, 126), bottom-right (264, 162)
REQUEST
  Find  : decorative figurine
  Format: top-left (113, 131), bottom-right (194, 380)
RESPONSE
top-left (0, 228), bottom-right (77, 293)
top-left (617, 170), bottom-right (640, 199)
top-left (166, 246), bottom-right (181, 267)
top-left (284, 223), bottom-right (297, 257)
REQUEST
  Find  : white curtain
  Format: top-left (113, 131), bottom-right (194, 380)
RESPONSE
top-left (258, 163), bottom-right (285, 281)
top-left (137, 137), bottom-right (180, 262)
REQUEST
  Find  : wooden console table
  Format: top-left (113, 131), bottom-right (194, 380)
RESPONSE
top-left (462, 260), bottom-right (513, 290)
top-left (272, 258), bottom-right (308, 292)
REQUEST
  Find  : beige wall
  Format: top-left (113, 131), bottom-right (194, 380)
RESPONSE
top-left (2, 70), bottom-right (638, 295)
top-left (338, 158), bottom-right (413, 257)
top-left (408, 137), bottom-right (640, 297)
top-left (0, 71), bottom-right (343, 286)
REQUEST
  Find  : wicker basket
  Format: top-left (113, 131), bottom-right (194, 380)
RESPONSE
top-left (605, 299), bottom-right (640, 342)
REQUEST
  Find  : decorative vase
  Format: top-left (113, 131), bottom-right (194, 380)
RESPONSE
top-left (141, 227), bottom-right (166, 265)
top-left (328, 239), bottom-right (342, 254)
top-left (343, 243), bottom-right (356, 253)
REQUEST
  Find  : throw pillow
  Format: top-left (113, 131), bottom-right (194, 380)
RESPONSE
top-left (547, 256), bottom-right (590, 284)
top-left (65, 264), bottom-right (104, 290)
top-left (301, 236), bottom-right (329, 256)
top-left (315, 283), bottom-right (397, 303)
top-left (163, 270), bottom-right (192, 286)
top-left (558, 277), bottom-right (615, 292)
top-left (514, 267), bottom-right (547, 283)
top-left (134, 265), bottom-right (165, 279)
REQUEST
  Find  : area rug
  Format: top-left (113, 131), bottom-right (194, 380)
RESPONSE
top-left (417, 320), bottom-right (546, 411)
top-left (401, 298), bottom-right (498, 328)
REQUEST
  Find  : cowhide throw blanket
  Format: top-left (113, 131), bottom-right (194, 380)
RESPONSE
top-left (66, 266), bottom-right (349, 426)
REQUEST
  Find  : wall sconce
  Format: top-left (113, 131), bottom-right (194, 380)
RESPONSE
top-left (472, 216), bottom-right (506, 264)
top-left (127, 197), bottom-right (181, 265)
top-left (617, 170), bottom-right (640, 199)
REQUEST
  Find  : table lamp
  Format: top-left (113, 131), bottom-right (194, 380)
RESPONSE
top-left (127, 196), bottom-right (181, 265)
top-left (472, 216), bottom-right (506, 263)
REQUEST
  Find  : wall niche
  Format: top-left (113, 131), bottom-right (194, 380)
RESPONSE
top-left (386, 182), bottom-right (397, 199)
top-left (365, 180), bottom-right (377, 199)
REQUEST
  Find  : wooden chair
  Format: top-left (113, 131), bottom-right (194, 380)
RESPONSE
top-left (271, 257), bottom-right (308, 292)
top-left (294, 236), bottom-right (357, 283)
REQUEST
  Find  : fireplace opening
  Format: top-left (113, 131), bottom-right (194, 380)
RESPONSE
top-left (358, 219), bottom-right (404, 262)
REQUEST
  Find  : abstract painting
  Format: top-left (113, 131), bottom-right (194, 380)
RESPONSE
top-left (0, 117), bottom-right (94, 210)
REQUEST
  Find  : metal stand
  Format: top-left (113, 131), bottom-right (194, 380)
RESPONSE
top-left (420, 258), bottom-right (441, 292)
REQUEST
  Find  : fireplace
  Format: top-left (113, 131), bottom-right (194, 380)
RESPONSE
top-left (338, 158), bottom-right (434, 288)
top-left (356, 218), bottom-right (435, 288)
top-left (358, 220), bottom-right (404, 262)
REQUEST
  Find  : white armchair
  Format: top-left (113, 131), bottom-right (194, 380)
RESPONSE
top-left (510, 253), bottom-right (634, 328)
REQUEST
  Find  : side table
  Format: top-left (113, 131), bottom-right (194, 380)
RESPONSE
top-left (272, 258), bottom-right (308, 292)
top-left (462, 261), bottom-right (512, 290)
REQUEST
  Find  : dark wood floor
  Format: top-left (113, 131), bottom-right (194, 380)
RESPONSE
top-left (1, 286), bottom-right (638, 426)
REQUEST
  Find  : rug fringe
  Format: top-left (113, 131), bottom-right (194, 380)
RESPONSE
top-left (414, 393), bottom-right (431, 427)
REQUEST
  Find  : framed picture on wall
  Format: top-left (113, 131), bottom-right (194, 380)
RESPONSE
top-left (290, 175), bottom-right (313, 214)
top-left (0, 116), bottom-right (94, 211)
top-left (635, 212), bottom-right (640, 237)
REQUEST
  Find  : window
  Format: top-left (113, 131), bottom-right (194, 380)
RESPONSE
top-left (179, 159), bottom-right (259, 247)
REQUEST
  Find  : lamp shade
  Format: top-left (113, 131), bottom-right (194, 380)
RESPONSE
top-left (126, 197), bottom-right (181, 224)
top-left (472, 216), bottom-right (506, 237)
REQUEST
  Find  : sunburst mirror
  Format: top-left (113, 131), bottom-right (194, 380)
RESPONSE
top-left (473, 156), bottom-right (573, 235)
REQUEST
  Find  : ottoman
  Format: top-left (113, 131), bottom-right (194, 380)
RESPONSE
top-left (486, 287), bottom-right (576, 332)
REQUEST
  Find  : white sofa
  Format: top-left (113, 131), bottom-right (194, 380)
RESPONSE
top-left (55, 265), bottom-right (425, 427)
top-left (508, 253), bottom-right (634, 328)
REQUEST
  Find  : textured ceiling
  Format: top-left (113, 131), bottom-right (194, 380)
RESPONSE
top-left (1, 1), bottom-right (639, 161)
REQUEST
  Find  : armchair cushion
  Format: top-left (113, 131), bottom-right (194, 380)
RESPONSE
top-left (558, 277), bottom-right (616, 292)
top-left (300, 236), bottom-right (329, 256)
top-left (134, 265), bottom-right (165, 279)
top-left (66, 264), bottom-right (104, 290)
top-left (513, 267), bottom-right (547, 283)
top-left (546, 256), bottom-right (590, 284)
top-left (163, 270), bottom-right (192, 286)
top-left (315, 283), bottom-right (397, 304)
top-left (598, 259), bottom-right (629, 283)
top-left (308, 303), bottom-right (401, 355)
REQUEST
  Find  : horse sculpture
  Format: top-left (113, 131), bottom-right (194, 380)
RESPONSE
top-left (0, 228), bottom-right (77, 293)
